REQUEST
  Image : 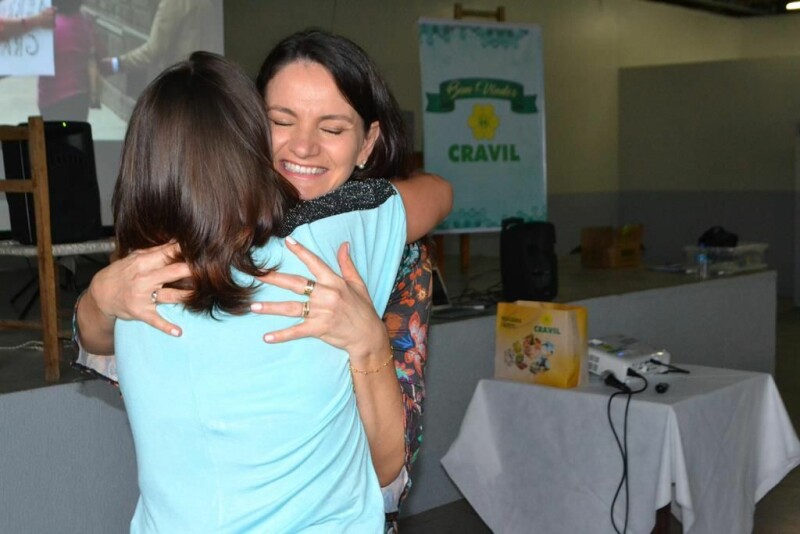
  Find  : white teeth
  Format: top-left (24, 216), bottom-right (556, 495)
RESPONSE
top-left (284, 162), bottom-right (325, 175)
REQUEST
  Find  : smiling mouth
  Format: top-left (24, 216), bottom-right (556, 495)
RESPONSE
top-left (282, 161), bottom-right (326, 176)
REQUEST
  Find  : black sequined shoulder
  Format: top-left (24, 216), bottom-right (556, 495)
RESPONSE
top-left (277, 178), bottom-right (397, 237)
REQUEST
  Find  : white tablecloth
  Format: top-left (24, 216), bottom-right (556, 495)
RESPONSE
top-left (441, 365), bottom-right (800, 534)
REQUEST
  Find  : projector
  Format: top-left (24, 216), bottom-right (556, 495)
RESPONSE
top-left (587, 335), bottom-right (671, 382)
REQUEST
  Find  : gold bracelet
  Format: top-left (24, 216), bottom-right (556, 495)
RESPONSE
top-left (349, 348), bottom-right (394, 376)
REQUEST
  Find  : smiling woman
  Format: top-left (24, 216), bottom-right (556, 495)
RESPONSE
top-left (266, 61), bottom-right (381, 200)
top-left (253, 30), bottom-right (450, 530)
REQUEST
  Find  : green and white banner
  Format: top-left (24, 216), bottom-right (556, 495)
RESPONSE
top-left (418, 19), bottom-right (546, 231)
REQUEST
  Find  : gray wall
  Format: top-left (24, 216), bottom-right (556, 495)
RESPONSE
top-left (619, 57), bottom-right (800, 297)
top-left (441, 191), bottom-right (619, 258)
top-left (0, 381), bottom-right (137, 534)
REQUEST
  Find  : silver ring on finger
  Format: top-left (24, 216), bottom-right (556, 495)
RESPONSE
top-left (150, 289), bottom-right (159, 305)
top-left (301, 300), bottom-right (310, 319)
top-left (303, 279), bottom-right (316, 297)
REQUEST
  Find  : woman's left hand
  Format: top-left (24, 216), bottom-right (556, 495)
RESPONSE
top-left (252, 237), bottom-right (388, 358)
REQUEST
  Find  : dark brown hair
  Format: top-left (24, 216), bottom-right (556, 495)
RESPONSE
top-left (256, 29), bottom-right (413, 180)
top-left (113, 51), bottom-right (297, 316)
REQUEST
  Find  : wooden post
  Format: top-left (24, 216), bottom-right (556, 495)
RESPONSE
top-left (433, 235), bottom-right (445, 273)
top-left (29, 117), bottom-right (61, 382)
top-left (459, 234), bottom-right (471, 273)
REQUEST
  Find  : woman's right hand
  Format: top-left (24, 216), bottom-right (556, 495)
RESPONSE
top-left (252, 238), bottom-right (388, 360)
top-left (89, 242), bottom-right (192, 335)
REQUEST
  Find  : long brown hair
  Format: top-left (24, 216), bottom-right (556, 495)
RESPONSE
top-left (113, 51), bottom-right (297, 316)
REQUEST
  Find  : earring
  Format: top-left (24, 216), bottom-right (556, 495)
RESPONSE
top-left (356, 162), bottom-right (366, 170)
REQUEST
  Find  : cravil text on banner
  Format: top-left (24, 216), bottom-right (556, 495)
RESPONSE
top-left (419, 20), bottom-right (546, 231)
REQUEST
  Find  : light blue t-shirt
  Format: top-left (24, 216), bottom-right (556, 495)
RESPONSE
top-left (115, 190), bottom-right (406, 533)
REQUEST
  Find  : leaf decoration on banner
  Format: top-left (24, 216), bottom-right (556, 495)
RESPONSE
top-left (419, 24), bottom-right (529, 49)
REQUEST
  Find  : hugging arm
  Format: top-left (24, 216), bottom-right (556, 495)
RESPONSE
top-left (256, 239), bottom-right (432, 522)
top-left (392, 172), bottom-right (452, 242)
top-left (254, 178), bottom-right (446, 494)
top-left (74, 243), bottom-right (191, 355)
top-left (256, 239), bottom-right (405, 486)
top-left (73, 173), bottom-right (450, 351)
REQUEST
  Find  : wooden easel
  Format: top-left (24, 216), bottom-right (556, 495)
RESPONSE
top-left (0, 117), bottom-right (61, 382)
top-left (434, 4), bottom-right (506, 274)
top-left (454, 3), bottom-right (505, 22)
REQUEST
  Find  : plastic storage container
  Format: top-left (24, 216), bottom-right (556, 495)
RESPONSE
top-left (683, 242), bottom-right (768, 276)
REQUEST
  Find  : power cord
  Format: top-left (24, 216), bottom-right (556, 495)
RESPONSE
top-left (453, 269), bottom-right (503, 306)
top-left (648, 357), bottom-right (690, 374)
top-left (605, 369), bottom-right (648, 534)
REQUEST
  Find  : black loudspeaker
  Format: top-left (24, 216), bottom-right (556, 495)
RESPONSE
top-left (501, 218), bottom-right (558, 302)
top-left (2, 121), bottom-right (103, 245)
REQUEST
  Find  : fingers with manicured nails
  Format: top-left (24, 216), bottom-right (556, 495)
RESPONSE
top-left (254, 271), bottom-right (308, 294)
top-left (336, 242), bottom-right (363, 284)
top-left (91, 241), bottom-right (190, 321)
top-left (257, 237), bottom-right (381, 353)
top-left (152, 287), bottom-right (191, 305)
top-left (263, 323), bottom-right (312, 343)
top-left (251, 271), bottom-right (316, 313)
top-left (141, 310), bottom-right (182, 337)
top-left (284, 236), bottom-right (332, 279)
top-left (336, 243), bottom-right (370, 303)
top-left (157, 261), bottom-right (193, 284)
top-left (134, 241), bottom-right (181, 265)
top-left (250, 301), bottom-right (304, 317)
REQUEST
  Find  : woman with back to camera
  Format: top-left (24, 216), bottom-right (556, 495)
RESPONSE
top-left (104, 50), bottom-right (406, 532)
top-left (75, 30), bottom-right (448, 529)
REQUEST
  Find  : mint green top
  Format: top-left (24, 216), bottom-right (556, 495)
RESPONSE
top-left (115, 190), bottom-right (406, 533)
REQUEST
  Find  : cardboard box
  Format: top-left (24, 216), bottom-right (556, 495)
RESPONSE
top-left (581, 224), bottom-right (643, 268)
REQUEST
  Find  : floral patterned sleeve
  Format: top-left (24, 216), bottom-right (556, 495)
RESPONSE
top-left (382, 239), bottom-right (433, 523)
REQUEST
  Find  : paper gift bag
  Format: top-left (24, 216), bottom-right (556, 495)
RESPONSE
top-left (495, 301), bottom-right (588, 388)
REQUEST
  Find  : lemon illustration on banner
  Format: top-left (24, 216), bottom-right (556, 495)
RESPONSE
top-left (467, 104), bottom-right (500, 140)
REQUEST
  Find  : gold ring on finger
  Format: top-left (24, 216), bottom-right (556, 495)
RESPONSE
top-left (150, 289), bottom-right (159, 305)
top-left (303, 279), bottom-right (316, 296)
top-left (302, 300), bottom-right (310, 319)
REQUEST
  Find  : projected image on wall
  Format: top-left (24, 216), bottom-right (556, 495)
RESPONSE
top-left (0, 0), bottom-right (224, 228)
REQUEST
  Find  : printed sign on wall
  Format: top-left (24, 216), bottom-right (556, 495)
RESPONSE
top-left (419, 19), bottom-right (546, 231)
top-left (0, 0), bottom-right (54, 76)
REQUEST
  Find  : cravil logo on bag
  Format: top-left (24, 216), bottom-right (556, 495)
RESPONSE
top-left (495, 301), bottom-right (589, 388)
